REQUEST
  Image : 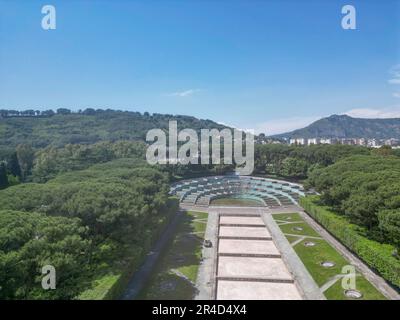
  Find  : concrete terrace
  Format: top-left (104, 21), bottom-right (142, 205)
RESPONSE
top-left (195, 207), bottom-right (324, 300)
top-left (170, 175), bottom-right (308, 207)
top-left (218, 215), bottom-right (301, 299)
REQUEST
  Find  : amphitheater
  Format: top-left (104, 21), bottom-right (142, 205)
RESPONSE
top-left (169, 175), bottom-right (306, 207)
top-left (166, 175), bottom-right (397, 300)
top-left (170, 175), bottom-right (321, 300)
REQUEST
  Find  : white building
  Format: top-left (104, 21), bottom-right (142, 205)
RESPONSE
top-left (308, 138), bottom-right (320, 145)
top-left (290, 138), bottom-right (307, 145)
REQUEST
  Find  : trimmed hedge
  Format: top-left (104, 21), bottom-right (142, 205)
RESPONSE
top-left (300, 196), bottom-right (400, 288)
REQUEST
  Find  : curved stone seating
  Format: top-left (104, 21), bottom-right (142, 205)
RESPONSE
top-left (170, 175), bottom-right (304, 207)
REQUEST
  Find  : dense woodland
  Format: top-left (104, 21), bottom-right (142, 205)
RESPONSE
top-left (1, 110), bottom-right (400, 298)
top-left (254, 144), bottom-right (400, 254)
top-left (307, 155), bottom-right (400, 252)
top-left (0, 108), bottom-right (227, 149)
top-left (0, 141), bottom-right (177, 299)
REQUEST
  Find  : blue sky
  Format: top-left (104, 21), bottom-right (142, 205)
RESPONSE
top-left (1, 0), bottom-right (399, 134)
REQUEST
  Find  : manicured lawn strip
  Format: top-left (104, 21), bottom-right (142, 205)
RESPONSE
top-left (210, 198), bottom-right (264, 207)
top-left (292, 238), bottom-right (348, 286)
top-left (301, 196), bottom-right (400, 289)
top-left (272, 212), bottom-right (303, 221)
top-left (138, 273), bottom-right (195, 300)
top-left (324, 276), bottom-right (386, 300)
top-left (273, 211), bottom-right (386, 300)
top-left (285, 235), bottom-right (302, 244)
top-left (78, 274), bottom-right (120, 300)
top-left (138, 211), bottom-right (207, 300)
top-left (278, 222), bottom-right (320, 238)
top-left (191, 211), bottom-right (208, 234)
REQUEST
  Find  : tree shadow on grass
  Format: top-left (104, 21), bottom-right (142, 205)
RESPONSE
top-left (139, 211), bottom-right (205, 300)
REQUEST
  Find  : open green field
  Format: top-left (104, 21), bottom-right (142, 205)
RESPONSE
top-left (210, 197), bottom-right (264, 207)
top-left (137, 211), bottom-right (207, 300)
top-left (273, 212), bottom-right (386, 300)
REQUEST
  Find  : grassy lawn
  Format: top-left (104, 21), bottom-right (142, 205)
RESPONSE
top-left (137, 211), bottom-right (207, 300)
top-left (293, 238), bottom-right (348, 286)
top-left (273, 212), bottom-right (386, 300)
top-left (273, 212), bottom-right (303, 222)
top-left (324, 276), bottom-right (387, 300)
top-left (210, 197), bottom-right (264, 207)
top-left (285, 235), bottom-right (302, 244)
top-left (278, 221), bottom-right (321, 238)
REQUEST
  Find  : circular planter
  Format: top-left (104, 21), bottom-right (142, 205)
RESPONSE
top-left (304, 241), bottom-right (316, 247)
top-left (320, 261), bottom-right (335, 268)
top-left (344, 289), bottom-right (363, 299)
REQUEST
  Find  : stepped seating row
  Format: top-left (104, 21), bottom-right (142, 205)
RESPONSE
top-left (170, 175), bottom-right (304, 207)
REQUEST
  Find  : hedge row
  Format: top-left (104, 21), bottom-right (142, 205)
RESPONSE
top-left (300, 196), bottom-right (400, 289)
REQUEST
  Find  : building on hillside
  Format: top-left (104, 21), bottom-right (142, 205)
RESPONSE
top-left (289, 138), bottom-right (307, 145)
top-left (341, 138), bottom-right (356, 145)
top-left (367, 139), bottom-right (379, 147)
top-left (319, 138), bottom-right (331, 144)
top-left (355, 138), bottom-right (367, 146)
top-left (384, 138), bottom-right (400, 146)
top-left (307, 138), bottom-right (320, 145)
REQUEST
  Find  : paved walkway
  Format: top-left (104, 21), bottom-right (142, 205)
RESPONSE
top-left (195, 206), bottom-right (324, 300)
top-left (195, 209), bottom-right (218, 299)
top-left (120, 210), bottom-right (183, 300)
top-left (189, 204), bottom-right (400, 300)
top-left (260, 210), bottom-right (324, 300)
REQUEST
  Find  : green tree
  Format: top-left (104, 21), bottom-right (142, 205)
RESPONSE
top-left (372, 145), bottom-right (393, 157)
top-left (0, 210), bottom-right (90, 299)
top-left (0, 162), bottom-right (9, 189)
top-left (16, 144), bottom-right (34, 180)
top-left (378, 209), bottom-right (400, 252)
top-left (8, 152), bottom-right (21, 177)
top-left (280, 157), bottom-right (308, 178)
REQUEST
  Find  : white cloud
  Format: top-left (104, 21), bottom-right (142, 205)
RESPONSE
top-left (167, 89), bottom-right (201, 97)
top-left (216, 121), bottom-right (255, 134)
top-left (344, 107), bottom-right (400, 118)
top-left (388, 65), bottom-right (400, 84)
top-left (393, 92), bottom-right (400, 98)
top-left (389, 79), bottom-right (400, 84)
top-left (238, 116), bottom-right (321, 135)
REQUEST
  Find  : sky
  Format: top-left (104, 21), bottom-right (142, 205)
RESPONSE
top-left (1, 0), bottom-right (399, 134)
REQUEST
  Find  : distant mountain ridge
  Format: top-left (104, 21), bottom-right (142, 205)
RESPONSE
top-left (272, 114), bottom-right (400, 140)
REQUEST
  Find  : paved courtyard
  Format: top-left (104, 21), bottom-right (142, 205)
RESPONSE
top-left (193, 205), bottom-right (324, 300)
top-left (219, 215), bottom-right (265, 226)
top-left (215, 211), bottom-right (306, 300)
top-left (190, 203), bottom-right (398, 300)
top-left (218, 239), bottom-right (280, 256)
top-left (217, 280), bottom-right (302, 300)
top-left (219, 226), bottom-right (271, 238)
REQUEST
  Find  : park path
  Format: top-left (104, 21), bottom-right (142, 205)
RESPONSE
top-left (195, 206), bottom-right (324, 300)
top-left (120, 210), bottom-right (183, 300)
